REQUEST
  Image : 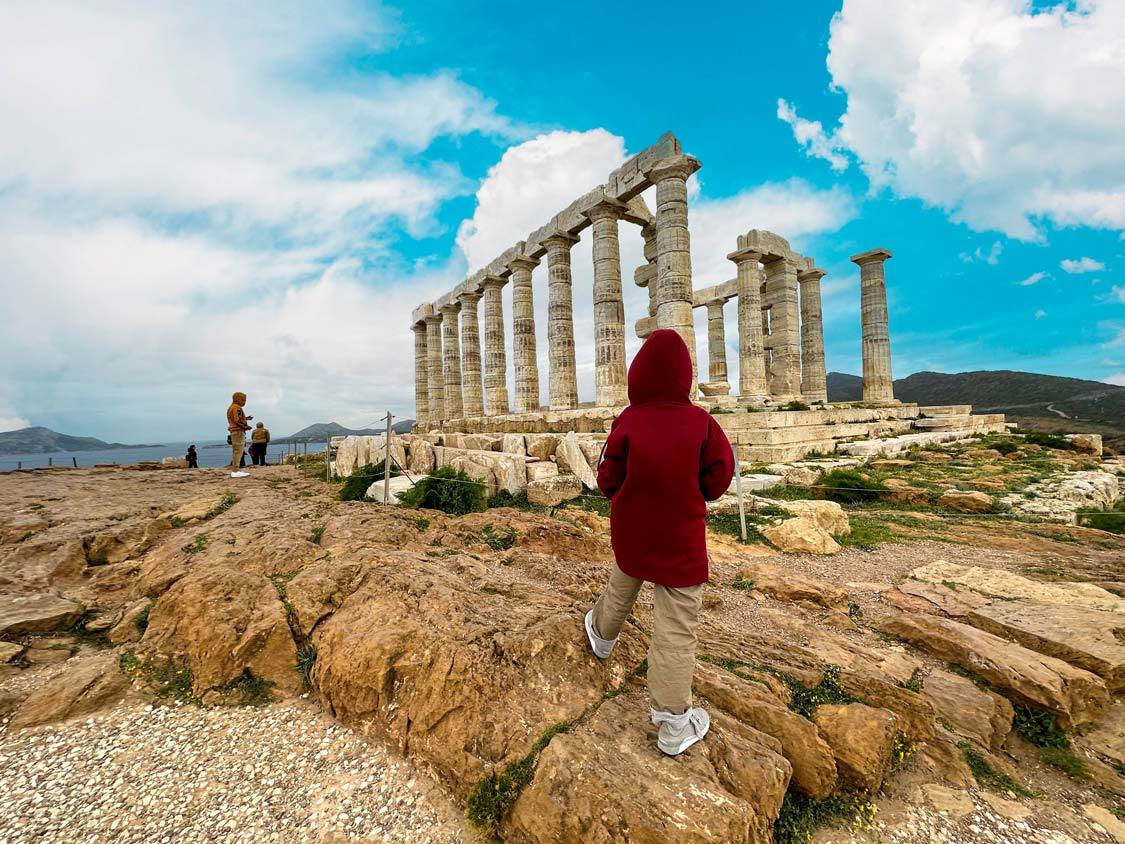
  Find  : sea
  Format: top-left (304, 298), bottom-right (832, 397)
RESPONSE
top-left (0, 440), bottom-right (327, 472)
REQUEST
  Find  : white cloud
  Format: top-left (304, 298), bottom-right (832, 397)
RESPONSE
top-left (1016, 271), bottom-right (1047, 286)
top-left (782, 0), bottom-right (1125, 239)
top-left (1110, 285), bottom-right (1125, 304)
top-left (455, 130), bottom-right (858, 405)
top-left (1106, 373), bottom-right (1125, 386)
top-left (776, 99), bottom-right (850, 172)
top-left (1034, 309), bottom-right (1047, 319)
top-left (0, 417), bottom-right (31, 434)
top-left (1060, 256), bottom-right (1106, 274)
top-left (0, 2), bottom-right (523, 439)
top-left (1104, 324), bottom-right (1125, 348)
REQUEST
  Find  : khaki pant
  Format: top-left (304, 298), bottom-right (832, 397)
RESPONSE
top-left (229, 430), bottom-right (245, 468)
top-left (592, 564), bottom-right (703, 715)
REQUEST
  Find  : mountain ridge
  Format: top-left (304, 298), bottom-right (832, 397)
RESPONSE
top-left (0, 426), bottom-right (160, 455)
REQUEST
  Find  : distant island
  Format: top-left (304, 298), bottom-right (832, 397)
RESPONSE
top-left (274, 420), bottom-right (416, 444)
top-left (0, 427), bottom-right (162, 455)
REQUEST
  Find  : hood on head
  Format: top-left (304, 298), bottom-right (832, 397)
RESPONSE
top-left (628, 329), bottom-right (693, 405)
top-left (255, 421), bottom-right (264, 428)
top-left (232, 392), bottom-right (246, 405)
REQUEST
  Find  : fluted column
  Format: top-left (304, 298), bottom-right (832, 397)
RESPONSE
top-left (440, 303), bottom-right (463, 420)
top-left (729, 249), bottom-right (768, 402)
top-left (798, 266), bottom-right (828, 404)
top-left (458, 290), bottom-right (484, 417)
top-left (508, 255), bottom-right (540, 413)
top-left (646, 155), bottom-right (701, 390)
top-left (851, 248), bottom-right (895, 403)
top-left (586, 200), bottom-right (628, 406)
top-left (412, 322), bottom-right (429, 427)
top-left (762, 257), bottom-right (802, 398)
top-left (424, 314), bottom-right (444, 423)
top-left (481, 276), bottom-right (509, 415)
top-left (704, 300), bottom-right (729, 388)
top-left (543, 232), bottom-right (580, 411)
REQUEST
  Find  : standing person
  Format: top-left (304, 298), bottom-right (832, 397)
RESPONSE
top-left (250, 421), bottom-right (271, 465)
top-left (583, 330), bottom-right (735, 756)
top-left (185, 445), bottom-right (198, 469)
top-left (226, 392), bottom-right (252, 469)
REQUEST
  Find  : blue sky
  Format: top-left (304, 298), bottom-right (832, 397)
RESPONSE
top-left (1, 0), bottom-right (1122, 441)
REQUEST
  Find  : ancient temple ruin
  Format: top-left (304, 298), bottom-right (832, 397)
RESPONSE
top-left (409, 132), bottom-right (1003, 463)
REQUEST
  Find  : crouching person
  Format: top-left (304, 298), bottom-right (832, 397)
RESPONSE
top-left (584, 330), bottom-right (735, 756)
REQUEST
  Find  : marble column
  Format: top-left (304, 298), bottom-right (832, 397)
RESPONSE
top-left (762, 257), bottom-right (802, 398)
top-left (480, 276), bottom-right (510, 416)
top-left (728, 249), bottom-right (768, 401)
top-left (797, 265), bottom-right (828, 404)
top-left (458, 290), bottom-right (484, 418)
top-left (424, 314), bottom-right (445, 423)
top-left (440, 303), bottom-right (463, 420)
top-left (646, 155), bottom-right (701, 389)
top-left (704, 299), bottom-right (729, 387)
top-left (412, 321), bottom-right (429, 427)
top-left (543, 232), bottom-right (580, 411)
top-left (586, 200), bottom-right (628, 406)
top-left (508, 255), bottom-right (540, 413)
top-left (851, 248), bottom-right (895, 403)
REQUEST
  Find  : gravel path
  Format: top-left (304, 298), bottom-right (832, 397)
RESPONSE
top-left (0, 699), bottom-right (472, 844)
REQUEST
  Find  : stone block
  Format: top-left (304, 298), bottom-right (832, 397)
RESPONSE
top-left (526, 476), bottom-right (582, 507)
top-left (556, 432), bottom-right (598, 490)
top-left (527, 462), bottom-right (559, 482)
top-left (501, 434), bottom-right (526, 455)
top-left (525, 434), bottom-right (561, 461)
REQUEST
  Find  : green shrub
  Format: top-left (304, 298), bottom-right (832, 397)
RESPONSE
top-left (775, 791), bottom-right (875, 844)
top-left (817, 469), bottom-right (888, 504)
top-left (785, 665), bottom-right (855, 718)
top-left (782, 400), bottom-right (811, 411)
top-left (466, 723), bottom-right (569, 833)
top-left (215, 671), bottom-right (274, 706)
top-left (1038, 746), bottom-right (1091, 780)
top-left (398, 466), bottom-right (487, 515)
top-left (837, 517), bottom-right (897, 550)
top-left (1019, 431), bottom-right (1075, 451)
top-left (481, 524), bottom-right (517, 551)
top-left (487, 490), bottom-right (535, 510)
top-left (958, 741), bottom-right (1035, 797)
top-left (134, 600), bottom-right (155, 633)
top-left (1076, 499), bottom-right (1125, 535)
top-left (296, 644), bottom-right (317, 690)
top-left (310, 525), bottom-right (325, 545)
top-left (1013, 704), bottom-right (1069, 748)
top-left (181, 535), bottom-right (208, 555)
top-left (338, 463), bottom-right (400, 502)
top-left (991, 440), bottom-right (1019, 455)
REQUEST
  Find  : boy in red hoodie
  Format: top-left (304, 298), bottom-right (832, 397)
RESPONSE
top-left (585, 329), bottom-right (736, 756)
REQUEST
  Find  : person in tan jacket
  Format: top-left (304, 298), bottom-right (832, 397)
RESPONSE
top-left (249, 421), bottom-right (271, 466)
top-left (226, 392), bottom-right (252, 469)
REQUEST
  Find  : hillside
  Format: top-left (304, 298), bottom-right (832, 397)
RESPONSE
top-left (283, 420), bottom-right (415, 442)
top-left (0, 427), bottom-right (158, 455)
top-left (827, 370), bottom-right (1125, 428)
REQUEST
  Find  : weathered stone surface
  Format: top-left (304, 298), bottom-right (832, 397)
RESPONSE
top-left (526, 476), bottom-right (582, 507)
top-left (524, 434), bottom-right (559, 461)
top-left (937, 489), bottom-right (992, 512)
top-left (966, 602), bottom-right (1125, 692)
top-left (437, 446), bottom-right (528, 497)
top-left (735, 561), bottom-right (848, 610)
top-left (0, 511), bottom-right (48, 544)
top-left (911, 562), bottom-right (1125, 613)
top-left (141, 567), bottom-right (299, 696)
top-left (922, 668), bottom-right (1013, 749)
top-left (501, 433), bottom-right (526, 455)
top-left (1074, 700), bottom-right (1125, 766)
top-left (555, 432), bottom-right (598, 490)
top-left (980, 793), bottom-right (1031, 820)
top-left (525, 461), bottom-right (559, 482)
top-left (1065, 433), bottom-right (1103, 455)
top-left (1083, 804), bottom-right (1125, 843)
top-left (874, 611), bottom-right (1108, 727)
top-left (695, 663), bottom-right (837, 798)
top-left (407, 439), bottom-right (436, 474)
top-left (896, 580), bottom-right (989, 617)
top-left (813, 703), bottom-right (899, 793)
top-left (765, 464), bottom-right (820, 487)
top-left (0, 641), bottom-right (25, 662)
top-left (884, 477), bottom-right (931, 505)
top-left (108, 598), bottom-right (152, 645)
top-left (578, 437), bottom-right (604, 469)
top-left (0, 593), bottom-right (85, 635)
top-left (760, 516), bottom-right (841, 554)
top-left (8, 653), bottom-right (129, 730)
top-left (922, 784), bottom-right (975, 819)
top-left (365, 475), bottom-right (415, 504)
top-left (507, 690), bottom-right (791, 844)
top-left (286, 561), bottom-right (366, 637)
top-left (771, 499), bottom-right (849, 537)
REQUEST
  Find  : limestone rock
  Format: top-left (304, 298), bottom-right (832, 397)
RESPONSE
top-left (1083, 804), bottom-right (1125, 843)
top-left (160, 457), bottom-right (188, 468)
top-left (578, 438), bottom-right (604, 469)
top-left (1074, 700), bottom-right (1125, 767)
top-left (285, 561), bottom-right (366, 637)
top-left (524, 434), bottom-right (560, 461)
top-left (439, 447), bottom-right (528, 497)
top-left (760, 516), bottom-right (841, 554)
top-left (772, 499), bottom-right (850, 537)
top-left (1065, 433), bottom-right (1102, 455)
top-left (980, 793), bottom-right (1030, 820)
top-left (884, 477), bottom-right (930, 505)
top-left (910, 562), bottom-right (1125, 613)
top-left (766, 464), bottom-right (820, 487)
top-left (938, 489), bottom-right (993, 512)
top-left (555, 432), bottom-right (598, 490)
top-left (812, 703), bottom-right (899, 793)
top-left (140, 567), bottom-right (299, 696)
top-left (507, 690), bottom-right (791, 844)
top-left (0, 512), bottom-right (48, 544)
top-left (735, 561), bottom-right (848, 610)
top-left (108, 599), bottom-right (152, 645)
top-left (695, 663), bottom-right (837, 798)
top-left (0, 641), bottom-right (25, 662)
top-left (8, 653), bottom-right (129, 730)
top-left (501, 434), bottom-right (526, 455)
top-left (461, 434), bottom-right (500, 452)
top-left (0, 593), bottom-right (85, 635)
top-left (922, 783), bottom-right (975, 819)
top-left (525, 461), bottom-right (559, 482)
top-left (407, 439), bottom-right (436, 474)
top-left (365, 475), bottom-right (415, 504)
top-left (874, 610), bottom-right (1108, 727)
top-left (922, 668), bottom-right (1013, 749)
top-left (896, 580), bottom-right (989, 617)
top-left (526, 476), bottom-right (582, 508)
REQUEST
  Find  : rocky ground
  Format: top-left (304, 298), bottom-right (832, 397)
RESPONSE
top-left (0, 440), bottom-right (1122, 843)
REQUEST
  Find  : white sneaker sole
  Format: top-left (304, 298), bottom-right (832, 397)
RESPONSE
top-left (658, 731), bottom-right (706, 756)
top-left (584, 610), bottom-right (615, 659)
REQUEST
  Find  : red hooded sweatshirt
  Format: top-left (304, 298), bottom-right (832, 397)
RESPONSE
top-left (597, 330), bottom-right (736, 588)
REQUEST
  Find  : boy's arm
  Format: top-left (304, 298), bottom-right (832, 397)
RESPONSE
top-left (699, 416), bottom-right (736, 501)
top-left (596, 416), bottom-right (628, 498)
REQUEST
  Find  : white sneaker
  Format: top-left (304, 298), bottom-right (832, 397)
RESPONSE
top-left (651, 707), bottom-right (710, 756)
top-left (584, 610), bottom-right (617, 659)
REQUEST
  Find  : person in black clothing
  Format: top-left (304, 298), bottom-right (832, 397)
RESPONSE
top-left (185, 445), bottom-right (199, 469)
